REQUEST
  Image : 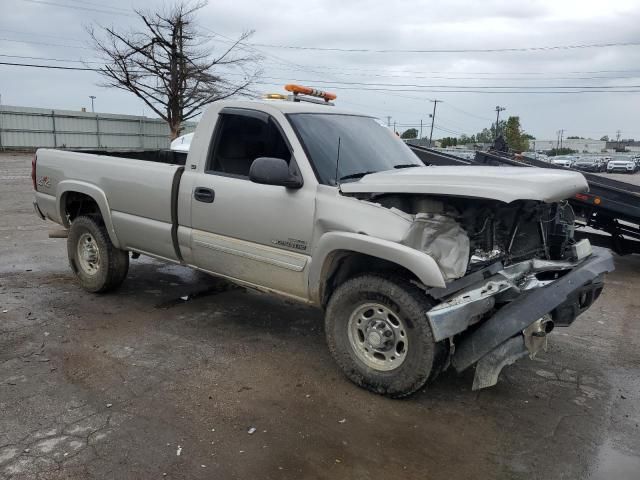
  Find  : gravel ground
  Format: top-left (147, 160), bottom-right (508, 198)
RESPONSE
top-left (1, 151), bottom-right (639, 479)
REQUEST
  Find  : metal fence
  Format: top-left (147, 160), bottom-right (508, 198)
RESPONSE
top-left (0, 104), bottom-right (196, 150)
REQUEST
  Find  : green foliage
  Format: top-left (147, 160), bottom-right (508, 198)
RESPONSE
top-left (566, 136), bottom-right (584, 139)
top-left (400, 128), bottom-right (418, 139)
top-left (490, 120), bottom-right (507, 141)
top-left (547, 147), bottom-right (578, 156)
top-left (440, 137), bottom-right (458, 148)
top-left (600, 135), bottom-right (609, 141)
top-left (504, 116), bottom-right (529, 153)
top-left (476, 128), bottom-right (493, 143)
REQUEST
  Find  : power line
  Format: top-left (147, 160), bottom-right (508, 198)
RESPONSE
top-left (2, 51), bottom-right (638, 85)
top-left (0, 61), bottom-right (96, 70)
top-left (0, 37), bottom-right (92, 50)
top-left (247, 40), bottom-right (640, 54)
top-left (0, 54), bottom-right (101, 64)
top-left (263, 63), bottom-right (640, 81)
top-left (251, 74), bottom-right (640, 90)
top-left (19, 0), bottom-right (130, 16)
top-left (62, 0), bottom-right (130, 13)
top-left (267, 84), bottom-right (640, 94)
top-left (259, 60), bottom-right (640, 77)
top-left (0, 28), bottom-right (86, 44)
top-left (3, 60), bottom-right (640, 95)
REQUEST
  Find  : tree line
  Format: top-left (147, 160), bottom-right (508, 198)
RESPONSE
top-left (401, 116), bottom-right (534, 153)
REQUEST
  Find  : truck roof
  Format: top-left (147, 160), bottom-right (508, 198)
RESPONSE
top-left (213, 99), bottom-right (366, 116)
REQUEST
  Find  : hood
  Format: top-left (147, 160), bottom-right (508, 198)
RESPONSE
top-left (339, 166), bottom-right (588, 203)
top-left (609, 160), bottom-right (634, 165)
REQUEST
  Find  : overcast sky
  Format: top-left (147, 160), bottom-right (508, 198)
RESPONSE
top-left (1, 0), bottom-right (639, 140)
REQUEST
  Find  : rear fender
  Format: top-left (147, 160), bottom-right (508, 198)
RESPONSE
top-left (56, 180), bottom-right (121, 248)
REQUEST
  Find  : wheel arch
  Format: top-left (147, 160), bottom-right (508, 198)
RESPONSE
top-left (56, 180), bottom-right (121, 248)
top-left (310, 232), bottom-right (446, 306)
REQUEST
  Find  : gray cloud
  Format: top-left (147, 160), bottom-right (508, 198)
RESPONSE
top-left (1, 0), bottom-right (639, 140)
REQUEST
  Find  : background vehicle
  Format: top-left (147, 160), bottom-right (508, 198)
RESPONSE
top-left (573, 157), bottom-right (606, 173)
top-left (33, 91), bottom-right (613, 397)
top-left (551, 156), bottom-right (574, 168)
top-left (607, 157), bottom-right (637, 173)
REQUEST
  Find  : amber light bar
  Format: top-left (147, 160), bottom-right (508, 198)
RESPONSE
top-left (285, 84), bottom-right (337, 102)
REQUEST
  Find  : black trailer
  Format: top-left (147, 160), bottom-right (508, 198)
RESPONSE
top-left (408, 144), bottom-right (640, 255)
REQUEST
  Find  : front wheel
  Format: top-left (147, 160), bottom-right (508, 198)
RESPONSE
top-left (325, 274), bottom-right (443, 398)
top-left (67, 215), bottom-right (129, 293)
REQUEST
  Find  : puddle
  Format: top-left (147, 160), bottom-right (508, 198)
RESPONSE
top-left (154, 283), bottom-right (239, 309)
top-left (591, 440), bottom-right (640, 480)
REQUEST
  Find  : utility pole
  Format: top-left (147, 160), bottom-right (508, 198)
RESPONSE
top-left (385, 116), bottom-right (392, 128)
top-left (616, 129), bottom-right (622, 149)
top-left (556, 130), bottom-right (561, 149)
top-left (560, 129), bottom-right (564, 150)
top-left (428, 99), bottom-right (441, 147)
top-left (419, 119), bottom-right (423, 141)
top-left (494, 106), bottom-right (506, 139)
top-left (89, 95), bottom-right (96, 113)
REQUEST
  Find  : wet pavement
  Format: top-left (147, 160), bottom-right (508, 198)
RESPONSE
top-left (1, 151), bottom-right (639, 479)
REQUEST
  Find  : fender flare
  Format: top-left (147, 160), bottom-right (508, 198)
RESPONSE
top-left (56, 180), bottom-right (121, 248)
top-left (309, 231), bottom-right (446, 303)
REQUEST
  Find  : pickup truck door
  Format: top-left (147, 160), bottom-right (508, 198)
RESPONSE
top-left (186, 108), bottom-right (315, 300)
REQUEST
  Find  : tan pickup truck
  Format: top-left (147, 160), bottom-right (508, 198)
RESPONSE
top-left (32, 94), bottom-right (614, 397)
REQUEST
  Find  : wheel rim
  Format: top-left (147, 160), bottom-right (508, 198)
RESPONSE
top-left (76, 232), bottom-right (101, 275)
top-left (347, 302), bottom-right (409, 371)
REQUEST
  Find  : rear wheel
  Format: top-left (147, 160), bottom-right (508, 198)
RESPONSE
top-left (67, 215), bottom-right (129, 293)
top-left (325, 274), bottom-right (444, 398)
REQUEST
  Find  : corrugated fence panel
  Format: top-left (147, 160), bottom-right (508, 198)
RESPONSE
top-left (0, 104), bottom-right (196, 150)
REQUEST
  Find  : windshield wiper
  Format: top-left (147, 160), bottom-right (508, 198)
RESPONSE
top-left (393, 163), bottom-right (422, 169)
top-left (339, 170), bottom-right (378, 181)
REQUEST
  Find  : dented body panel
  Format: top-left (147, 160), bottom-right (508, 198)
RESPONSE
top-left (339, 165), bottom-right (589, 203)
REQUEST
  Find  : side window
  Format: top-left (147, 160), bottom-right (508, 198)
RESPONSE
top-left (208, 113), bottom-right (291, 177)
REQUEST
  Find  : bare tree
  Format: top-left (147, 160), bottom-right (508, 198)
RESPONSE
top-left (88, 1), bottom-right (261, 139)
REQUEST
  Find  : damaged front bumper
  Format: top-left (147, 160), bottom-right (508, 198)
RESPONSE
top-left (426, 244), bottom-right (615, 389)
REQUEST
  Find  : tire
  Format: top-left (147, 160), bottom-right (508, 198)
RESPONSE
top-left (325, 274), bottom-right (443, 398)
top-left (67, 215), bottom-right (129, 293)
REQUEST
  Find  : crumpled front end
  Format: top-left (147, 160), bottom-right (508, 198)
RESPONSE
top-left (426, 243), bottom-right (614, 390)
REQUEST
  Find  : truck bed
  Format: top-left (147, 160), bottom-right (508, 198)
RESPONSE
top-left (34, 149), bottom-right (185, 261)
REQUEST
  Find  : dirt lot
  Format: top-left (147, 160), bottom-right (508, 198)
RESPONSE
top-left (1, 151), bottom-right (639, 479)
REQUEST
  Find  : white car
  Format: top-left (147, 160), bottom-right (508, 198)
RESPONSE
top-left (607, 158), bottom-right (637, 174)
top-left (551, 157), bottom-right (574, 168)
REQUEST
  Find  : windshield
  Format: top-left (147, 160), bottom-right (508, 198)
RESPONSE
top-left (287, 113), bottom-right (422, 185)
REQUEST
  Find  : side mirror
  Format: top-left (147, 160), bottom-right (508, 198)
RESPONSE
top-left (249, 157), bottom-right (302, 189)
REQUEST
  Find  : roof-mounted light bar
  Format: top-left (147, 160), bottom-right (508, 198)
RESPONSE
top-left (285, 84), bottom-right (337, 102)
top-left (263, 84), bottom-right (337, 106)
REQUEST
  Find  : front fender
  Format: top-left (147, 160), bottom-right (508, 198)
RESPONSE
top-left (309, 231), bottom-right (446, 303)
top-left (56, 180), bottom-right (121, 248)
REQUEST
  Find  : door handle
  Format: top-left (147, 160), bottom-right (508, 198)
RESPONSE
top-left (194, 187), bottom-right (215, 203)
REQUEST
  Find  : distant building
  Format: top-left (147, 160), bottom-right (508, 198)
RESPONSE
top-left (605, 140), bottom-right (640, 152)
top-left (532, 139), bottom-right (606, 153)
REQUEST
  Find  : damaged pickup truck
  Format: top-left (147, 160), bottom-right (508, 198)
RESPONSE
top-left (32, 94), bottom-right (614, 397)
